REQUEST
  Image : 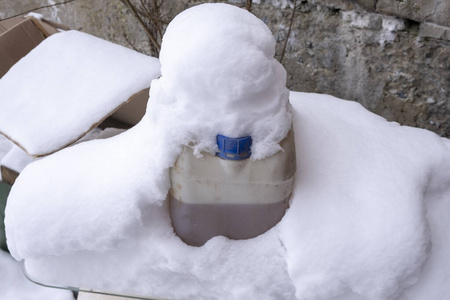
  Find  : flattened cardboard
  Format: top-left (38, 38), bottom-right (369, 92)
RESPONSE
top-left (0, 23), bottom-right (157, 158)
top-left (0, 16), bottom-right (67, 78)
top-left (0, 18), bottom-right (46, 78)
top-left (34, 18), bottom-right (70, 36)
top-left (0, 16), bottom-right (68, 78)
top-left (0, 165), bottom-right (19, 186)
top-left (0, 87), bottom-right (151, 159)
top-left (110, 88), bottom-right (150, 126)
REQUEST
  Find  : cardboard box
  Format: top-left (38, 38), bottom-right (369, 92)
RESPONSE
top-left (0, 16), bottom-right (67, 78)
top-left (108, 88), bottom-right (150, 127)
top-left (0, 165), bottom-right (19, 186)
top-left (0, 19), bottom-right (153, 159)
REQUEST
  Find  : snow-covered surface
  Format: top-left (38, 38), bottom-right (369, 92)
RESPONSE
top-left (3, 3), bottom-right (450, 300)
top-left (5, 91), bottom-right (450, 300)
top-left (0, 30), bottom-right (160, 157)
top-left (0, 128), bottom-right (125, 175)
top-left (1, 145), bottom-right (35, 174)
top-left (0, 250), bottom-right (74, 300)
top-left (0, 136), bottom-right (13, 158)
top-left (281, 93), bottom-right (450, 300)
top-left (154, 3), bottom-right (291, 159)
top-left (0, 135), bottom-right (13, 180)
top-left (25, 12), bottom-right (44, 20)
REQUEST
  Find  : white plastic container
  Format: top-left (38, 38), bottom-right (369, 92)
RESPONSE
top-left (169, 128), bottom-right (296, 246)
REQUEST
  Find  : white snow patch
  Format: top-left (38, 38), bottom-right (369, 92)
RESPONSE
top-left (279, 92), bottom-right (448, 300)
top-left (0, 128), bottom-right (125, 176)
top-left (0, 135), bottom-right (13, 160)
top-left (25, 12), bottom-right (44, 20)
top-left (0, 250), bottom-right (74, 300)
top-left (1, 146), bottom-right (35, 174)
top-left (0, 30), bottom-right (160, 157)
top-left (0, 135), bottom-right (14, 181)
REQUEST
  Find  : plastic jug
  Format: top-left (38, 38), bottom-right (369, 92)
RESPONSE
top-left (169, 128), bottom-right (296, 246)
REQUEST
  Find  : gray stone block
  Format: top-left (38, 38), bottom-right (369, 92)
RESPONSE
top-left (354, 0), bottom-right (377, 11)
top-left (376, 0), bottom-right (435, 23)
top-left (310, 0), bottom-right (379, 11)
top-left (426, 0), bottom-right (450, 27)
top-left (309, 0), bottom-right (356, 10)
top-left (342, 11), bottom-right (383, 29)
top-left (419, 22), bottom-right (450, 40)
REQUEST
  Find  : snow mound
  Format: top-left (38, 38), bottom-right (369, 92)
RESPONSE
top-left (0, 250), bottom-right (74, 300)
top-left (0, 30), bottom-right (160, 157)
top-left (280, 92), bottom-right (447, 300)
top-left (149, 3), bottom-right (292, 159)
top-left (6, 92), bottom-right (450, 300)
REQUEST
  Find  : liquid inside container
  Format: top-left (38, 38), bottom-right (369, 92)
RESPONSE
top-left (169, 129), bottom-right (296, 246)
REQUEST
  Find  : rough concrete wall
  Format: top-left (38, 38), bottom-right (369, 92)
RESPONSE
top-left (1, 0), bottom-right (155, 55)
top-left (263, 2), bottom-right (450, 137)
top-left (253, 0), bottom-right (450, 137)
top-left (1, 0), bottom-right (449, 137)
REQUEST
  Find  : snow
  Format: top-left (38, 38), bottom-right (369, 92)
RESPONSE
top-left (0, 30), bottom-right (160, 157)
top-left (25, 12), bottom-right (44, 20)
top-left (279, 93), bottom-right (449, 300)
top-left (1, 145), bottom-right (35, 174)
top-left (3, 3), bottom-right (450, 300)
top-left (0, 135), bottom-right (13, 160)
top-left (0, 135), bottom-right (13, 180)
top-left (0, 128), bottom-right (125, 176)
top-left (0, 250), bottom-right (74, 300)
top-left (154, 3), bottom-right (291, 159)
top-left (6, 92), bottom-right (450, 300)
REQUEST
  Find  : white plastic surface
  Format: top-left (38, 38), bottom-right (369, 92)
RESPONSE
top-left (170, 128), bottom-right (296, 205)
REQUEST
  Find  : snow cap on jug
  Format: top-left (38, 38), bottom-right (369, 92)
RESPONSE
top-left (148, 3), bottom-right (292, 160)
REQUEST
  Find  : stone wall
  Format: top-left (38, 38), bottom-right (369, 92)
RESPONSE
top-left (2, 0), bottom-right (450, 137)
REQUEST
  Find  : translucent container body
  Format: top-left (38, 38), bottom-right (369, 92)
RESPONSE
top-left (169, 129), bottom-right (296, 246)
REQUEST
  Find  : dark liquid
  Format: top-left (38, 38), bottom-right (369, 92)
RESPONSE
top-left (169, 195), bottom-right (290, 247)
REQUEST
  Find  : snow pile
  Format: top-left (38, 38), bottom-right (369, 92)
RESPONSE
top-left (3, 3), bottom-right (450, 300)
top-left (0, 250), bottom-right (74, 300)
top-left (0, 30), bottom-right (160, 157)
top-left (280, 93), bottom-right (450, 300)
top-left (149, 3), bottom-right (291, 159)
top-left (8, 92), bottom-right (450, 300)
top-left (6, 2), bottom-right (291, 259)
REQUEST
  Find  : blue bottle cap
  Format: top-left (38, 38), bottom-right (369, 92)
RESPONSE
top-left (216, 135), bottom-right (252, 160)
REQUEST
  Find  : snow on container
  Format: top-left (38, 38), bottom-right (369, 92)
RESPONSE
top-left (169, 128), bottom-right (296, 246)
top-left (152, 3), bottom-right (296, 246)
